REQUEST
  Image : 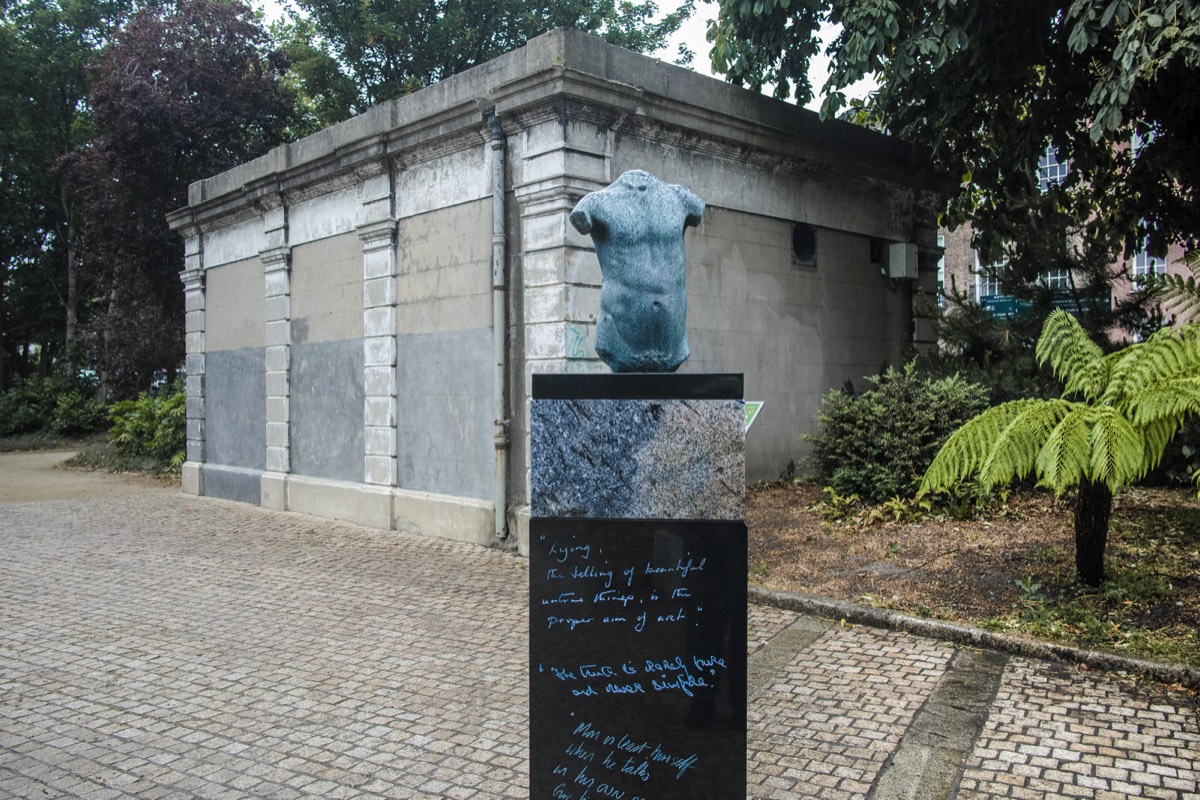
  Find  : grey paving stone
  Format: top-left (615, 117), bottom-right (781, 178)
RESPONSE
top-left (1, 493), bottom-right (1196, 799)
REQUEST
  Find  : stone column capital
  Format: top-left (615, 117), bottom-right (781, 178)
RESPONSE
top-left (260, 246), bottom-right (292, 272)
top-left (180, 268), bottom-right (206, 292)
top-left (357, 220), bottom-right (398, 252)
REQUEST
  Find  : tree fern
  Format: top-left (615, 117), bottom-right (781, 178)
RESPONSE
top-left (1087, 406), bottom-right (1147, 492)
top-left (1103, 326), bottom-right (1200, 407)
top-left (922, 310), bottom-right (1200, 585)
top-left (978, 399), bottom-right (1074, 488)
top-left (920, 399), bottom-right (1045, 492)
top-left (1125, 379), bottom-right (1200, 428)
top-left (1033, 405), bottom-right (1093, 492)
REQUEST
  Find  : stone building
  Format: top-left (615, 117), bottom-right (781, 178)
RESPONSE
top-left (166, 29), bottom-right (948, 553)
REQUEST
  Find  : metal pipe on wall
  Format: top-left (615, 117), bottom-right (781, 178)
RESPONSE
top-left (487, 109), bottom-right (510, 540)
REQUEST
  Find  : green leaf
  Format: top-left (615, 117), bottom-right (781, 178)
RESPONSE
top-left (1088, 406), bottom-right (1146, 490)
top-left (1101, 0), bottom-right (1121, 27)
top-left (1035, 406), bottom-right (1094, 493)
top-left (979, 399), bottom-right (1075, 487)
top-left (1036, 310), bottom-right (1105, 400)
top-left (920, 399), bottom-right (1043, 494)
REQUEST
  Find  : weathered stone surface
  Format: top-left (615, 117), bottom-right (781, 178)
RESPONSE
top-left (569, 170), bottom-right (704, 372)
top-left (530, 397), bottom-right (744, 519)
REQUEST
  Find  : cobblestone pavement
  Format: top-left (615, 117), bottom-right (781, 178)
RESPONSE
top-left (2, 493), bottom-right (1197, 799)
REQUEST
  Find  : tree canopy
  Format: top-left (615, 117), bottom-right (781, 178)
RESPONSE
top-left (62, 0), bottom-right (293, 397)
top-left (708, 1), bottom-right (1200, 259)
top-left (0, 0), bottom-right (137, 388)
top-left (2, 0), bottom-right (696, 395)
top-left (277, 0), bottom-right (695, 131)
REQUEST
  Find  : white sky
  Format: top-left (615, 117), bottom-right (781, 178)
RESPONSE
top-left (257, 0), bottom-right (876, 113)
top-left (657, 2), bottom-right (875, 111)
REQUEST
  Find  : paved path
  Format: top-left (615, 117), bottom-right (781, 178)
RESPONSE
top-left (0, 451), bottom-right (175, 503)
top-left (1, 485), bottom-right (1197, 798)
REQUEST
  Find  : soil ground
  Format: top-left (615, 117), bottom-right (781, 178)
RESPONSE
top-left (747, 481), bottom-right (1200, 667)
top-left (0, 450), bottom-right (176, 503)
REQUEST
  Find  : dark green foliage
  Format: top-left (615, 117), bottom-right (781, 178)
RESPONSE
top-left (0, 377), bottom-right (63, 436)
top-left (64, 0), bottom-right (293, 398)
top-left (276, 0), bottom-right (694, 128)
top-left (808, 364), bottom-right (989, 503)
top-left (50, 387), bottom-right (106, 435)
top-left (709, 0), bottom-right (1200, 256)
top-left (1140, 413), bottom-right (1200, 489)
top-left (0, 375), bottom-right (106, 437)
top-left (107, 379), bottom-right (186, 468)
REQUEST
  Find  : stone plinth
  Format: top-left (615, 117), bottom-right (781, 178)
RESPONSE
top-left (528, 373), bottom-right (747, 800)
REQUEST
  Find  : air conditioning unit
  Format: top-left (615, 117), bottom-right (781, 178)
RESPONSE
top-left (888, 242), bottom-right (918, 280)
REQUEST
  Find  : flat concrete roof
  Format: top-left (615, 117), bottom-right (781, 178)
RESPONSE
top-left (170, 29), bottom-right (950, 232)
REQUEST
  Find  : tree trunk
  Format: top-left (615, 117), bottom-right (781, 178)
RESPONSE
top-left (0, 256), bottom-right (7, 394)
top-left (95, 286), bottom-right (118, 404)
top-left (1074, 478), bottom-right (1113, 587)
top-left (62, 183), bottom-right (79, 377)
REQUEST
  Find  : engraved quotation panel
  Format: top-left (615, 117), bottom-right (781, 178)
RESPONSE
top-left (529, 519), bottom-right (747, 800)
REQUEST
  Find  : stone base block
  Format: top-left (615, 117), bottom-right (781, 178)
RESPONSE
top-left (202, 465), bottom-right (262, 505)
top-left (393, 489), bottom-right (495, 546)
top-left (181, 462), bottom-right (204, 495)
top-left (260, 471), bottom-right (288, 510)
top-left (511, 504), bottom-right (531, 557)
top-left (287, 475), bottom-right (393, 530)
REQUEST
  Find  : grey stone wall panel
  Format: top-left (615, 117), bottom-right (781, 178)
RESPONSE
top-left (291, 233), bottom-right (364, 344)
top-left (289, 339), bottom-right (365, 482)
top-left (204, 259), bottom-right (265, 352)
top-left (396, 329), bottom-right (492, 500)
top-left (204, 347), bottom-right (266, 472)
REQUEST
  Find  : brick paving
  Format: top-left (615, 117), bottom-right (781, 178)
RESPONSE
top-left (956, 658), bottom-right (1200, 800)
top-left (746, 625), bottom-right (955, 799)
top-left (1, 492), bottom-right (1197, 799)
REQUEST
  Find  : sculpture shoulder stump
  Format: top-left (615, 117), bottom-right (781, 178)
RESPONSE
top-left (569, 170), bottom-right (704, 373)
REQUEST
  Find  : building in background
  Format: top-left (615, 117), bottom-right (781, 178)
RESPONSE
top-left (939, 144), bottom-right (1188, 334)
top-left (168, 29), bottom-right (949, 553)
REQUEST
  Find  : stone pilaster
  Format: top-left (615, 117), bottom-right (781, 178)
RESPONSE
top-left (513, 115), bottom-right (611, 381)
top-left (260, 202), bottom-right (293, 500)
top-left (180, 233), bottom-right (206, 495)
top-left (359, 169), bottom-right (398, 487)
top-left (359, 219), bottom-right (398, 487)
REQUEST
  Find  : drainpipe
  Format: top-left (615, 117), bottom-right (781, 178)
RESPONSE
top-left (487, 109), bottom-right (510, 540)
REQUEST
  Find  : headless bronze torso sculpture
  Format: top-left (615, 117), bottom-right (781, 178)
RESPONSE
top-left (569, 170), bottom-right (705, 373)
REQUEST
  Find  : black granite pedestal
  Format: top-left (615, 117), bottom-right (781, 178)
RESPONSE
top-left (529, 374), bottom-right (747, 800)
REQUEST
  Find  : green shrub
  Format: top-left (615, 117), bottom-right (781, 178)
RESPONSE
top-left (50, 389), bottom-right (107, 435)
top-left (107, 380), bottom-right (186, 468)
top-left (808, 363), bottom-right (989, 503)
top-left (0, 376), bottom-right (106, 437)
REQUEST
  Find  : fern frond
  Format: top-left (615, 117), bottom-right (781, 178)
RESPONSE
top-left (919, 399), bottom-right (1043, 494)
top-left (1125, 377), bottom-right (1200, 427)
top-left (1034, 406), bottom-right (1094, 494)
top-left (1036, 310), bottom-right (1105, 400)
top-left (1103, 326), bottom-right (1200, 406)
top-left (1088, 406), bottom-right (1147, 492)
top-left (1141, 417), bottom-right (1182, 473)
top-left (978, 399), bottom-right (1074, 488)
top-left (1159, 254), bottom-right (1200, 322)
